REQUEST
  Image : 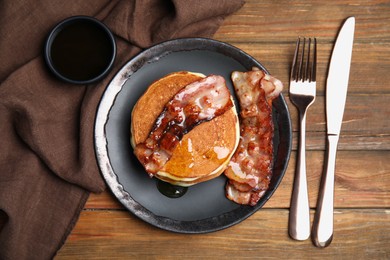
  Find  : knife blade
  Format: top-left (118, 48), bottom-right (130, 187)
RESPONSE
top-left (311, 17), bottom-right (355, 248)
top-left (326, 18), bottom-right (355, 136)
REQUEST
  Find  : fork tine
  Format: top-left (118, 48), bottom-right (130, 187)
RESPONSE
top-left (311, 38), bottom-right (317, 82)
top-left (291, 38), bottom-right (300, 81)
top-left (298, 38), bottom-right (306, 81)
top-left (304, 38), bottom-right (311, 81)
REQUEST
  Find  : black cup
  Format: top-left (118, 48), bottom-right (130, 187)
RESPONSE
top-left (44, 16), bottom-right (116, 84)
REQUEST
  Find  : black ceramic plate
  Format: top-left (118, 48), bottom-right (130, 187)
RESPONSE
top-left (94, 38), bottom-right (292, 233)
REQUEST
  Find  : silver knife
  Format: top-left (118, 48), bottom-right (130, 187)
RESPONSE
top-left (311, 17), bottom-right (355, 247)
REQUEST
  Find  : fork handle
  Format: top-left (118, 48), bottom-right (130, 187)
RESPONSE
top-left (289, 111), bottom-right (311, 240)
top-left (311, 134), bottom-right (339, 247)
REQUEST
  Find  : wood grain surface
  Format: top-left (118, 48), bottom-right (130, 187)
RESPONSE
top-left (56, 0), bottom-right (390, 259)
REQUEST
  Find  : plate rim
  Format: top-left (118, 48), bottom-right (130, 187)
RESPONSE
top-left (94, 37), bottom-right (292, 233)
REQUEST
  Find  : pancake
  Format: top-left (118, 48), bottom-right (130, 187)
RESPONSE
top-left (131, 71), bottom-right (240, 186)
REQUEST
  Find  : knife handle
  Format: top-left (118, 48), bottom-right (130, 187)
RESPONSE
top-left (289, 111), bottom-right (311, 240)
top-left (312, 134), bottom-right (339, 247)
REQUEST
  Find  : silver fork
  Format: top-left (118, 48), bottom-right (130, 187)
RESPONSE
top-left (288, 37), bottom-right (317, 241)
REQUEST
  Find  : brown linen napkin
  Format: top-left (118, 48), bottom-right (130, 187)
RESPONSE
top-left (0, 0), bottom-right (244, 259)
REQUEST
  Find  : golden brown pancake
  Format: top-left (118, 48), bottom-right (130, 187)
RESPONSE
top-left (131, 71), bottom-right (240, 186)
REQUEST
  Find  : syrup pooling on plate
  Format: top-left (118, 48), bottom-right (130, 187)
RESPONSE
top-left (224, 67), bottom-right (283, 206)
top-left (156, 180), bottom-right (188, 198)
top-left (134, 75), bottom-right (234, 176)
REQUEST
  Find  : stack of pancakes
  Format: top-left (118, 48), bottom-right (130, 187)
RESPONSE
top-left (131, 71), bottom-right (240, 186)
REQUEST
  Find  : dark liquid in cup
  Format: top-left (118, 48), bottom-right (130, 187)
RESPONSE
top-left (50, 20), bottom-right (113, 81)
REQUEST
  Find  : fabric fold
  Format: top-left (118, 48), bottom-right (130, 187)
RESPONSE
top-left (0, 0), bottom-right (244, 259)
top-left (104, 0), bottom-right (243, 48)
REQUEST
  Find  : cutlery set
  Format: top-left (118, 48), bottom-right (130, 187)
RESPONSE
top-left (288, 17), bottom-right (355, 247)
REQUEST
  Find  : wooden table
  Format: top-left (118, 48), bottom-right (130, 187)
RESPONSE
top-left (56, 1), bottom-right (390, 258)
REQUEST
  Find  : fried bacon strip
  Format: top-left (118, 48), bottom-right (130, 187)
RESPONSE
top-left (224, 67), bottom-right (283, 206)
top-left (135, 75), bottom-right (233, 176)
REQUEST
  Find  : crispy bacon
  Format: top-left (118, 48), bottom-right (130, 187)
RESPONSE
top-left (224, 67), bottom-right (283, 206)
top-left (134, 75), bottom-right (233, 176)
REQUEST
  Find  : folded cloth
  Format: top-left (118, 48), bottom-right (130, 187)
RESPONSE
top-left (0, 0), bottom-right (244, 259)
